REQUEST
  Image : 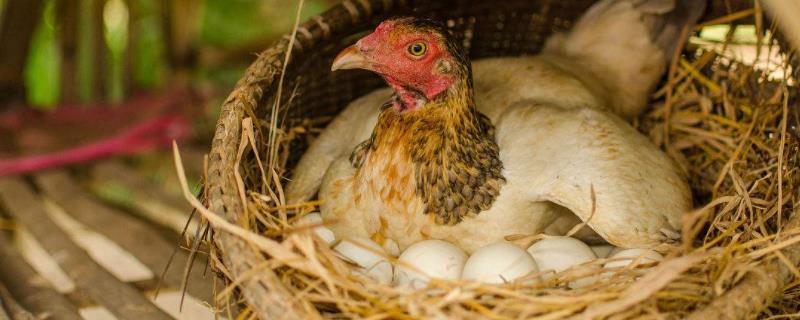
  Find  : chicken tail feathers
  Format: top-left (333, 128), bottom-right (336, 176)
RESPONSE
top-left (542, 0), bottom-right (707, 119)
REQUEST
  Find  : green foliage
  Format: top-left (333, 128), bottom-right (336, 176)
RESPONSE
top-left (21, 0), bottom-right (329, 108)
top-left (0, 0), bottom-right (6, 28)
top-left (76, 0), bottom-right (99, 102)
top-left (24, 0), bottom-right (60, 109)
top-left (105, 0), bottom-right (128, 103)
top-left (131, 0), bottom-right (166, 89)
top-left (200, 0), bottom-right (326, 48)
top-left (196, 0), bottom-right (327, 91)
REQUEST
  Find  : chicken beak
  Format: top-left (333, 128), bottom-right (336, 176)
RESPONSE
top-left (331, 45), bottom-right (369, 71)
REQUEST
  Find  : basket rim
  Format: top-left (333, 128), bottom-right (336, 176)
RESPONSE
top-left (205, 1), bottom-right (406, 318)
top-left (204, 1), bottom-right (799, 319)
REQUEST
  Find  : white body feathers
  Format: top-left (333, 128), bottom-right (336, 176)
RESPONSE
top-left (287, 0), bottom-right (696, 252)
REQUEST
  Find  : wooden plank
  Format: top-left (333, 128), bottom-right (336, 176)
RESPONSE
top-left (0, 282), bottom-right (37, 320)
top-left (0, 289), bottom-right (9, 320)
top-left (35, 170), bottom-right (214, 303)
top-left (0, 177), bottom-right (171, 320)
top-left (0, 232), bottom-right (82, 320)
top-left (13, 227), bottom-right (77, 294)
top-left (42, 200), bottom-right (155, 283)
top-left (90, 161), bottom-right (198, 234)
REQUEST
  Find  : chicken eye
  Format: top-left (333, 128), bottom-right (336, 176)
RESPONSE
top-left (407, 42), bottom-right (427, 57)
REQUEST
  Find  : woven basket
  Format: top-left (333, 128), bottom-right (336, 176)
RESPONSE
top-left (204, 0), bottom-right (798, 318)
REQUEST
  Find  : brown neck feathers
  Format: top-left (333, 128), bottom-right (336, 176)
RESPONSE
top-left (353, 76), bottom-right (505, 225)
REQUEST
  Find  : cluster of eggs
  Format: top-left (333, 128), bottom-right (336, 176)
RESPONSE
top-left (296, 213), bottom-right (663, 289)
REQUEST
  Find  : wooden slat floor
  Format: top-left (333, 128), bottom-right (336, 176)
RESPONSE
top-left (0, 155), bottom-right (219, 320)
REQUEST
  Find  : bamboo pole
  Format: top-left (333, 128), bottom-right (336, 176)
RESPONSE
top-left (0, 0), bottom-right (44, 107)
top-left (58, 0), bottom-right (80, 103)
top-left (91, 0), bottom-right (107, 101)
top-left (0, 178), bottom-right (172, 320)
top-left (34, 170), bottom-right (215, 303)
top-left (0, 232), bottom-right (82, 320)
top-left (0, 281), bottom-right (37, 320)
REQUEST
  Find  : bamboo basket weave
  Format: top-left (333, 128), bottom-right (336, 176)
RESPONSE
top-left (201, 0), bottom-right (799, 318)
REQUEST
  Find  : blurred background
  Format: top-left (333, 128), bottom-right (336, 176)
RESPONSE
top-left (0, 2), bottom-right (342, 318)
top-left (0, 0), bottom-right (337, 177)
top-left (0, 0), bottom-right (336, 107)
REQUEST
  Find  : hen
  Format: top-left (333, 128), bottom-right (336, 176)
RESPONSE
top-left (287, 0), bottom-right (705, 253)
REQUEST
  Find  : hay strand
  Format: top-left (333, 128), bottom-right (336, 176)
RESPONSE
top-left (201, 2), bottom-right (800, 318)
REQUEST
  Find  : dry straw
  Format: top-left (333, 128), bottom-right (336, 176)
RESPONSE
top-left (192, 2), bottom-right (799, 319)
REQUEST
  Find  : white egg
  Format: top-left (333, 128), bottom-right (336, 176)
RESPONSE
top-left (527, 236), bottom-right (597, 288)
top-left (608, 246), bottom-right (625, 257)
top-left (604, 248), bottom-right (663, 270)
top-left (590, 245), bottom-right (616, 259)
top-left (462, 242), bottom-right (538, 284)
top-left (294, 213), bottom-right (336, 245)
top-left (334, 237), bottom-right (393, 284)
top-left (394, 240), bottom-right (467, 289)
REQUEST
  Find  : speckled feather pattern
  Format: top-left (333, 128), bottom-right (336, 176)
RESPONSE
top-left (352, 79), bottom-right (504, 226)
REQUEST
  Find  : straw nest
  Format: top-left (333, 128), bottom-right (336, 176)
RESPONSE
top-left (192, 1), bottom-right (799, 319)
